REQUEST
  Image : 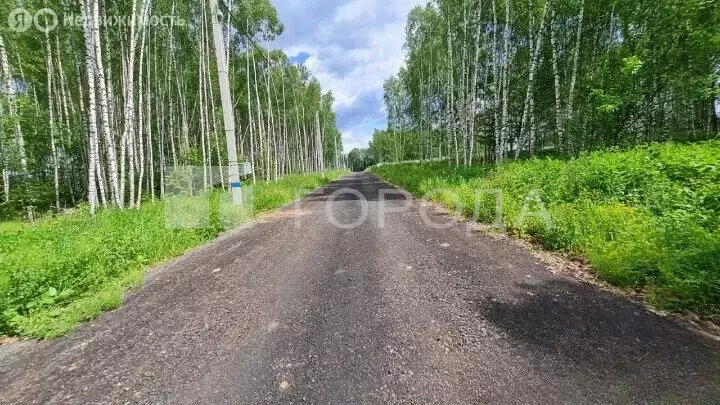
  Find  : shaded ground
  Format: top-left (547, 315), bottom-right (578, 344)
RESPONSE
top-left (1, 173), bottom-right (719, 404)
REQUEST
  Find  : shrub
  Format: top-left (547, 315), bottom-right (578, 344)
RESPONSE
top-left (0, 171), bottom-right (347, 338)
top-left (372, 141), bottom-right (720, 315)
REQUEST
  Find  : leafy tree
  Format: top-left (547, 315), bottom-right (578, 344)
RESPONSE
top-left (0, 0), bottom-right (344, 219)
top-left (373, 0), bottom-right (720, 164)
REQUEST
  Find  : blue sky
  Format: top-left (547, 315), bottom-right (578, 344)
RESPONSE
top-left (270, 0), bottom-right (425, 152)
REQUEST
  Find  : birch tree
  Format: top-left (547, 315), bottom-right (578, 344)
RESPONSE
top-left (372, 0), bottom-right (719, 164)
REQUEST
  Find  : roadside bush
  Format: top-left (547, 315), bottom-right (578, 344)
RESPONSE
top-left (0, 171), bottom-right (346, 339)
top-left (371, 141), bottom-right (720, 315)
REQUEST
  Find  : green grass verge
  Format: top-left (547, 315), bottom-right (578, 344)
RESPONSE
top-left (0, 171), bottom-right (347, 339)
top-left (371, 142), bottom-right (720, 316)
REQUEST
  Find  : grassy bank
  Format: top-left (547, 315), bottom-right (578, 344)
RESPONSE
top-left (0, 171), bottom-right (347, 339)
top-left (371, 142), bottom-right (720, 316)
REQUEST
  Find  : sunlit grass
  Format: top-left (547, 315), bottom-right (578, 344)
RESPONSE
top-left (372, 142), bottom-right (720, 316)
top-left (0, 171), bottom-right (348, 339)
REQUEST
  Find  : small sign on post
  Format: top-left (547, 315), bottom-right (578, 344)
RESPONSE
top-left (229, 163), bottom-right (242, 206)
top-left (231, 180), bottom-right (242, 205)
top-left (240, 162), bottom-right (252, 176)
top-left (229, 162), bottom-right (251, 206)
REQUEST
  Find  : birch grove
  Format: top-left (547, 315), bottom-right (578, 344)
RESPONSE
top-left (0, 0), bottom-right (343, 217)
top-left (370, 0), bottom-right (720, 164)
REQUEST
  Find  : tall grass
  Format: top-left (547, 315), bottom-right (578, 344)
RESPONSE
top-left (372, 142), bottom-right (720, 316)
top-left (0, 171), bottom-right (347, 339)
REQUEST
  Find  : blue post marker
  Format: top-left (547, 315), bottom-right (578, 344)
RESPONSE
top-left (231, 181), bottom-right (242, 206)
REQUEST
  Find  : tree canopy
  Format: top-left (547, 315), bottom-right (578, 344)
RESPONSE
top-left (0, 0), bottom-right (343, 218)
top-left (373, 0), bottom-right (720, 164)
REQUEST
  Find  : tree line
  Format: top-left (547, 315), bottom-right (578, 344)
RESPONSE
top-left (0, 0), bottom-right (343, 219)
top-left (368, 0), bottom-right (719, 165)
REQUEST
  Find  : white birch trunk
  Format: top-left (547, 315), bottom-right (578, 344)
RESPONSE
top-left (251, 48), bottom-right (267, 180)
top-left (121, 0), bottom-right (150, 208)
top-left (491, 0), bottom-right (502, 161)
top-left (496, 0), bottom-right (512, 162)
top-left (518, 0), bottom-right (550, 157)
top-left (136, 24), bottom-right (148, 208)
top-left (315, 111), bottom-right (324, 173)
top-left (81, 0), bottom-right (100, 214)
top-left (265, 50), bottom-right (277, 181)
top-left (566, 0), bottom-right (585, 123)
top-left (44, 21), bottom-right (61, 211)
top-left (0, 34), bottom-right (28, 174)
top-left (550, 3), bottom-right (565, 152)
top-left (246, 43), bottom-right (257, 184)
top-left (92, 0), bottom-right (121, 207)
top-left (0, 63), bottom-right (8, 202)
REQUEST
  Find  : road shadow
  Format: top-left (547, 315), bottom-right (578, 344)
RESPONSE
top-left (481, 278), bottom-right (719, 364)
top-left (477, 277), bottom-right (720, 398)
top-left (305, 174), bottom-right (409, 202)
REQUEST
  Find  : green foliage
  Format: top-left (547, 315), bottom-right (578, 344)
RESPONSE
top-left (347, 148), bottom-right (376, 172)
top-left (0, 171), bottom-right (346, 339)
top-left (379, 0), bottom-right (720, 162)
top-left (0, 0), bottom-right (344, 219)
top-left (368, 129), bottom-right (420, 163)
top-left (233, 0), bottom-right (285, 41)
top-left (0, 178), bottom-right (57, 220)
top-left (372, 141), bottom-right (720, 315)
top-left (620, 56), bottom-right (644, 75)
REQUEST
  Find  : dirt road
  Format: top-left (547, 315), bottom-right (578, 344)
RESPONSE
top-left (1, 173), bottom-right (719, 404)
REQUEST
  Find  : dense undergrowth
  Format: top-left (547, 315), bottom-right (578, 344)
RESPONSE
top-left (371, 142), bottom-right (720, 316)
top-left (0, 171), bottom-right (346, 339)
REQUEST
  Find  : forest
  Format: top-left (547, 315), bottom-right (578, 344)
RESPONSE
top-left (0, 0), bottom-right (344, 221)
top-left (363, 0), bottom-right (718, 164)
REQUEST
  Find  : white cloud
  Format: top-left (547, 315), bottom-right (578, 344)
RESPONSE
top-left (334, 0), bottom-right (379, 24)
top-left (270, 0), bottom-right (425, 150)
top-left (341, 131), bottom-right (364, 151)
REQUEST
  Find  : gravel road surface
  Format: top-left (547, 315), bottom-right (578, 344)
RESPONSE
top-left (1, 173), bottom-right (719, 404)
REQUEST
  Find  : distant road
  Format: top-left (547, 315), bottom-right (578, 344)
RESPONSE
top-left (1, 173), bottom-right (719, 404)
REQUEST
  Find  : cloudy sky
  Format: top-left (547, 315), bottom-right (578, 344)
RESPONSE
top-left (270, 0), bottom-right (425, 152)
